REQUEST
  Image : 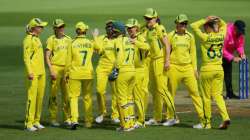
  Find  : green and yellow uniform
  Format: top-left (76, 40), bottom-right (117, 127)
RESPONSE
top-left (144, 23), bottom-right (176, 121)
top-left (23, 33), bottom-right (46, 128)
top-left (93, 35), bottom-right (119, 119)
top-left (132, 33), bottom-right (150, 125)
top-left (140, 25), bottom-right (153, 119)
top-left (191, 19), bottom-right (230, 127)
top-left (65, 34), bottom-right (94, 125)
top-left (114, 35), bottom-right (136, 129)
top-left (167, 30), bottom-right (205, 124)
top-left (46, 34), bottom-right (72, 123)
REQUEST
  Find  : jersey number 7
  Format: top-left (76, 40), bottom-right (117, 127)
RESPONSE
top-left (80, 50), bottom-right (87, 65)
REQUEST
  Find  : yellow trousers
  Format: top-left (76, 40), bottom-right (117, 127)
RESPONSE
top-left (25, 74), bottom-right (45, 128)
top-left (143, 62), bottom-right (150, 119)
top-left (96, 65), bottom-right (119, 119)
top-left (48, 65), bottom-right (70, 122)
top-left (199, 70), bottom-right (230, 125)
top-left (133, 68), bottom-right (149, 124)
top-left (143, 66), bottom-right (149, 117)
top-left (68, 79), bottom-right (93, 124)
top-left (115, 71), bottom-right (135, 129)
top-left (168, 64), bottom-right (205, 123)
top-left (150, 58), bottom-right (176, 120)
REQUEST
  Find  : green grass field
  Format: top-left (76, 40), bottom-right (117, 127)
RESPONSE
top-left (0, 0), bottom-right (250, 139)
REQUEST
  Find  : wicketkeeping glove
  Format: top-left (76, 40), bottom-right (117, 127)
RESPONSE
top-left (108, 68), bottom-right (119, 81)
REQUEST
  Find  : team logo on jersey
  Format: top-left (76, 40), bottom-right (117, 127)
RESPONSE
top-left (56, 46), bottom-right (66, 51)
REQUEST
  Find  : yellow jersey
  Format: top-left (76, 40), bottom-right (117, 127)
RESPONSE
top-left (93, 35), bottom-right (116, 67)
top-left (191, 19), bottom-right (226, 72)
top-left (144, 23), bottom-right (168, 59)
top-left (46, 35), bottom-right (72, 66)
top-left (114, 36), bottom-right (136, 72)
top-left (168, 30), bottom-right (197, 70)
top-left (23, 34), bottom-right (45, 75)
top-left (133, 33), bottom-right (150, 69)
top-left (65, 35), bottom-right (94, 79)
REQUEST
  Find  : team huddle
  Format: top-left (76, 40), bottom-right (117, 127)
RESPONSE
top-left (23, 8), bottom-right (246, 132)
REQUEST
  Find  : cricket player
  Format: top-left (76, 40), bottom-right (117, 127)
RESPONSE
top-left (166, 14), bottom-right (206, 127)
top-left (191, 16), bottom-right (230, 129)
top-left (45, 19), bottom-right (72, 127)
top-left (23, 18), bottom-right (47, 131)
top-left (143, 8), bottom-right (177, 126)
top-left (65, 21), bottom-right (94, 130)
top-left (93, 21), bottom-right (119, 124)
top-left (110, 21), bottom-right (136, 131)
top-left (125, 18), bottom-right (150, 128)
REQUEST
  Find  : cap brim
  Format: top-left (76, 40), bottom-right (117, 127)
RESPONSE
top-left (54, 23), bottom-right (65, 28)
top-left (125, 24), bottom-right (136, 28)
top-left (77, 27), bottom-right (88, 31)
top-left (144, 15), bottom-right (155, 18)
top-left (39, 22), bottom-right (48, 27)
top-left (106, 20), bottom-right (114, 24)
top-left (179, 19), bottom-right (188, 23)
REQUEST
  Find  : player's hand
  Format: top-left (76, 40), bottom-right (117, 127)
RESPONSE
top-left (233, 56), bottom-right (241, 63)
top-left (164, 60), bottom-right (170, 71)
top-left (28, 73), bottom-right (34, 80)
top-left (50, 71), bottom-right (57, 80)
top-left (206, 16), bottom-right (219, 22)
top-left (240, 54), bottom-right (246, 60)
top-left (92, 28), bottom-right (99, 38)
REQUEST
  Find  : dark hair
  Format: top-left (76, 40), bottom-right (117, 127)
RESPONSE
top-left (204, 20), bottom-right (218, 32)
top-left (156, 17), bottom-right (161, 25)
top-left (234, 20), bottom-right (246, 35)
top-left (207, 21), bottom-right (216, 28)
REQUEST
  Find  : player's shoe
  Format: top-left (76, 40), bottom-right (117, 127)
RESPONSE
top-left (34, 124), bottom-right (45, 130)
top-left (175, 118), bottom-right (180, 124)
top-left (116, 127), bottom-right (135, 132)
top-left (162, 119), bottom-right (178, 126)
top-left (145, 118), bottom-right (160, 125)
top-left (134, 122), bottom-right (145, 129)
top-left (51, 121), bottom-right (60, 127)
top-left (71, 122), bottom-right (79, 130)
top-left (25, 126), bottom-right (38, 132)
top-left (193, 123), bottom-right (211, 129)
top-left (112, 118), bottom-right (120, 124)
top-left (219, 120), bottom-right (230, 130)
top-left (64, 120), bottom-right (72, 127)
top-left (95, 115), bottom-right (104, 123)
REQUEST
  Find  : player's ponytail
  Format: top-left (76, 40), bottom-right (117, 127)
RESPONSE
top-left (156, 16), bottom-right (161, 25)
top-left (25, 24), bottom-right (31, 34)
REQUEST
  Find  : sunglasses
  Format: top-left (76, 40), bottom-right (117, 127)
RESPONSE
top-left (55, 25), bottom-right (65, 29)
top-left (127, 27), bottom-right (135, 30)
top-left (180, 22), bottom-right (188, 26)
top-left (144, 17), bottom-right (153, 21)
